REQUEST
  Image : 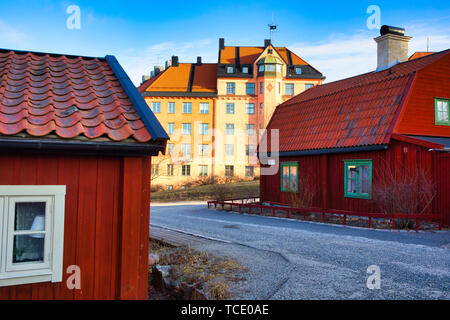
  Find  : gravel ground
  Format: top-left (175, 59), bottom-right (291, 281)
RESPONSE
top-left (150, 204), bottom-right (450, 300)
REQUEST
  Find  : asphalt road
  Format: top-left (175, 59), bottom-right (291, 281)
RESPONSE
top-left (150, 203), bottom-right (450, 300)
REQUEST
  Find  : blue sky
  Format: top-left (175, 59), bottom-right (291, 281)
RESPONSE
top-left (1, 0), bottom-right (450, 85)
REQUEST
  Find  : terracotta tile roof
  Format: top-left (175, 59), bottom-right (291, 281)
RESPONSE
top-left (409, 51), bottom-right (435, 61)
top-left (138, 63), bottom-right (217, 94)
top-left (0, 49), bottom-right (168, 143)
top-left (266, 50), bottom-right (450, 153)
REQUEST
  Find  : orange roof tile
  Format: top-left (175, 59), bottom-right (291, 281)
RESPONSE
top-left (192, 63), bottom-right (218, 92)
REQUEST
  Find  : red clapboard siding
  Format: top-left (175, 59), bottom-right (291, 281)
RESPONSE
top-left (0, 154), bottom-right (151, 300)
top-left (261, 139), bottom-right (445, 220)
top-left (395, 52), bottom-right (450, 137)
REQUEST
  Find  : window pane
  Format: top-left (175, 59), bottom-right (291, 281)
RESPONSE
top-left (200, 103), bottom-right (209, 114)
top-left (15, 202), bottom-right (46, 231)
top-left (360, 165), bottom-right (370, 194)
top-left (347, 166), bottom-right (358, 193)
top-left (13, 235), bottom-right (44, 263)
top-left (290, 165), bottom-right (298, 192)
top-left (282, 166), bottom-right (290, 191)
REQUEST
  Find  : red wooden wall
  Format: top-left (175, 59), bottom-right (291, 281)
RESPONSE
top-left (0, 154), bottom-right (151, 300)
top-left (394, 52), bottom-right (450, 137)
top-left (261, 139), bottom-right (448, 224)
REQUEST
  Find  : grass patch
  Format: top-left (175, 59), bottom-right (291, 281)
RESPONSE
top-left (149, 239), bottom-right (246, 300)
top-left (151, 180), bottom-right (259, 202)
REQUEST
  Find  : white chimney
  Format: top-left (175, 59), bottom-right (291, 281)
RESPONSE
top-left (374, 25), bottom-right (412, 70)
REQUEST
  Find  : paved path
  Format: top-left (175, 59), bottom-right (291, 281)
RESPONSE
top-left (150, 204), bottom-right (450, 300)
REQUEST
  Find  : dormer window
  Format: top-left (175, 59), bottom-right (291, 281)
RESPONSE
top-left (257, 56), bottom-right (283, 77)
top-left (295, 67), bottom-right (302, 75)
top-left (435, 98), bottom-right (449, 125)
top-left (227, 66), bottom-right (234, 74)
top-left (258, 65), bottom-right (264, 72)
top-left (242, 66), bottom-right (249, 73)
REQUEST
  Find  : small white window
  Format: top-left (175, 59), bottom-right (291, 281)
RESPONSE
top-left (295, 67), bottom-right (302, 75)
top-left (0, 186), bottom-right (66, 287)
top-left (242, 66), bottom-right (249, 73)
top-left (227, 66), bottom-right (234, 74)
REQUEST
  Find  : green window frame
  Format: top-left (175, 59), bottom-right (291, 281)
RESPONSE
top-left (280, 162), bottom-right (298, 193)
top-left (435, 98), bottom-right (450, 126)
top-left (344, 160), bottom-right (372, 199)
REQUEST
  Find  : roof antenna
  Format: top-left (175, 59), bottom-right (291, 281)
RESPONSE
top-left (427, 37), bottom-right (430, 52)
top-left (268, 12), bottom-right (278, 43)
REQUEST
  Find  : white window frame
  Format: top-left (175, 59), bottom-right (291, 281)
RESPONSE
top-left (0, 186), bottom-right (66, 287)
top-left (168, 102), bottom-right (176, 114)
top-left (152, 102), bottom-right (161, 113)
top-left (199, 103), bottom-right (209, 114)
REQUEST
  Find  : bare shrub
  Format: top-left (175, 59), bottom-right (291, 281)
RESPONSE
top-left (372, 162), bottom-right (436, 229)
top-left (285, 170), bottom-right (318, 209)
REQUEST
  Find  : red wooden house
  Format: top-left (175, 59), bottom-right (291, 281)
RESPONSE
top-left (260, 27), bottom-right (450, 227)
top-left (0, 49), bottom-right (168, 299)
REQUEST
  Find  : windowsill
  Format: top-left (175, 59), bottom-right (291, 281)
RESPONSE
top-left (344, 194), bottom-right (371, 200)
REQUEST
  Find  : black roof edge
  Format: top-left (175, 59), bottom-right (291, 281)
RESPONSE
top-left (143, 91), bottom-right (218, 98)
top-left (259, 145), bottom-right (389, 158)
top-left (0, 137), bottom-right (164, 157)
top-left (105, 55), bottom-right (169, 141)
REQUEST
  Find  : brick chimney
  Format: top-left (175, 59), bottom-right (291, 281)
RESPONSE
top-left (374, 25), bottom-right (412, 70)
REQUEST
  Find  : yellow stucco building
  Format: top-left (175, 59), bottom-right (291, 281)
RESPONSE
top-left (139, 39), bottom-right (325, 189)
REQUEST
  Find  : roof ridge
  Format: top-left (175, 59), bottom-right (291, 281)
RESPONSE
top-left (0, 48), bottom-right (104, 60)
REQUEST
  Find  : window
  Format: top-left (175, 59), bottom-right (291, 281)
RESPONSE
top-left (276, 65), bottom-right (282, 73)
top-left (265, 64), bottom-right (276, 72)
top-left (260, 103), bottom-right (263, 113)
top-left (344, 160), bottom-right (372, 199)
top-left (246, 124), bottom-right (256, 136)
top-left (199, 165), bottom-right (208, 177)
top-left (182, 165), bottom-right (191, 176)
top-left (258, 65), bottom-right (264, 72)
top-left (168, 102), bottom-right (175, 114)
top-left (167, 143), bottom-right (174, 156)
top-left (285, 84), bottom-right (294, 95)
top-left (305, 84), bottom-right (314, 90)
top-left (281, 162), bottom-right (298, 193)
top-left (225, 144), bottom-right (234, 157)
top-left (151, 164), bottom-right (159, 176)
top-left (181, 144), bottom-right (191, 161)
top-left (226, 103), bottom-right (235, 114)
top-left (152, 102), bottom-right (161, 113)
top-left (167, 123), bottom-right (175, 135)
top-left (245, 166), bottom-right (254, 178)
top-left (199, 144), bottom-right (209, 156)
top-left (183, 102), bottom-right (192, 114)
top-left (225, 166), bottom-right (234, 177)
top-left (167, 164), bottom-right (174, 176)
top-left (295, 67), bottom-right (302, 75)
top-left (435, 98), bottom-right (450, 125)
top-left (260, 82), bottom-right (264, 94)
top-left (245, 144), bottom-right (256, 157)
top-left (246, 83), bottom-right (255, 96)
top-left (182, 123), bottom-right (192, 135)
top-left (0, 186), bottom-right (66, 287)
top-left (227, 66), bottom-right (234, 74)
top-left (242, 66), bottom-right (249, 74)
top-left (226, 82), bottom-right (235, 95)
top-left (225, 123), bottom-right (235, 135)
top-left (246, 103), bottom-right (255, 115)
top-left (166, 185), bottom-right (174, 191)
top-left (199, 123), bottom-right (209, 135)
top-left (200, 103), bottom-right (209, 114)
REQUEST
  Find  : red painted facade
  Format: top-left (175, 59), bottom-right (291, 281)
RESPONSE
top-left (0, 154), bottom-right (151, 300)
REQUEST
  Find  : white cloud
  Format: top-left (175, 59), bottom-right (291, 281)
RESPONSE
top-left (0, 20), bottom-right (27, 46)
top-left (118, 38), bottom-right (218, 86)
top-left (289, 23), bottom-right (450, 84)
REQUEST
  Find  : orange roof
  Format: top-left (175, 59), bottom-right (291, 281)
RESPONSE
top-left (138, 63), bottom-right (217, 94)
top-left (409, 52), bottom-right (435, 60)
top-left (192, 63), bottom-right (218, 92)
top-left (219, 46), bottom-right (309, 66)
